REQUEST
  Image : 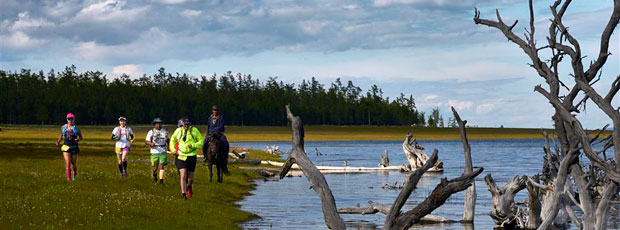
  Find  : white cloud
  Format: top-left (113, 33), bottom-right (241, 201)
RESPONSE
top-left (72, 27), bottom-right (170, 63)
top-left (448, 99), bottom-right (473, 111)
top-left (342, 4), bottom-right (358, 10)
top-left (476, 103), bottom-right (496, 114)
top-left (153, 0), bottom-right (192, 4)
top-left (45, 0), bottom-right (81, 19)
top-left (11, 12), bottom-right (54, 31)
top-left (373, 0), bottom-right (448, 7)
top-left (424, 94), bottom-right (439, 100)
top-left (70, 0), bottom-right (149, 24)
top-left (299, 20), bottom-right (328, 35)
top-left (0, 31), bottom-right (45, 49)
top-left (181, 9), bottom-right (202, 18)
top-left (113, 64), bottom-right (143, 76)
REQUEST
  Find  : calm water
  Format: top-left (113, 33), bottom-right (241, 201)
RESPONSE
top-left (233, 139), bottom-right (619, 230)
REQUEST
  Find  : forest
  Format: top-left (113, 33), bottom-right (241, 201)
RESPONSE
top-left (0, 65), bottom-right (446, 126)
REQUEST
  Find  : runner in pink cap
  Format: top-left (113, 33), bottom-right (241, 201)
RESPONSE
top-left (56, 113), bottom-right (82, 181)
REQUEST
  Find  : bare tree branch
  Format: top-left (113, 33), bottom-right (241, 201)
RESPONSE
top-left (280, 105), bottom-right (345, 230)
top-left (388, 168), bottom-right (484, 230)
top-left (451, 106), bottom-right (476, 223)
top-left (585, 0), bottom-right (620, 81)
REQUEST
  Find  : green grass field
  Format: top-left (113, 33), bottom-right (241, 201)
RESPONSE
top-left (0, 125), bottom-right (282, 229)
top-left (1, 124), bottom-right (606, 143)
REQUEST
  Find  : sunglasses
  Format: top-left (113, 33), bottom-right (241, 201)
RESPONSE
top-left (67, 118), bottom-right (74, 121)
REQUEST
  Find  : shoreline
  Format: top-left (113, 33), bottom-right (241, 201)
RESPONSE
top-left (2, 125), bottom-right (608, 142)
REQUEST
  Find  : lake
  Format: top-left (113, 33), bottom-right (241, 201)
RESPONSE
top-left (233, 139), bottom-right (619, 230)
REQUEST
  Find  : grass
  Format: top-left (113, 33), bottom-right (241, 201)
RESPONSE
top-left (0, 124), bottom-right (610, 143)
top-left (0, 126), bottom-right (281, 229)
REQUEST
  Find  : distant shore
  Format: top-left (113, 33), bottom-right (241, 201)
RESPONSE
top-left (0, 124), bottom-right (609, 142)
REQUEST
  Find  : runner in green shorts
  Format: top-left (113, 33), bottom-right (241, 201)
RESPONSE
top-left (145, 118), bottom-right (169, 184)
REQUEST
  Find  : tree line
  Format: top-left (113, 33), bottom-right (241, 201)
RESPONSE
top-left (0, 65), bottom-right (446, 126)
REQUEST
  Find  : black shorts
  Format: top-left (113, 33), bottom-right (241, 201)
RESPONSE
top-left (177, 156), bottom-right (197, 172)
top-left (61, 145), bottom-right (80, 155)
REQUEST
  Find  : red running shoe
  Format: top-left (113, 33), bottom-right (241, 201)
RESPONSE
top-left (187, 185), bottom-right (193, 198)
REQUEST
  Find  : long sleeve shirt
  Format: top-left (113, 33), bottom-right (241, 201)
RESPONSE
top-left (207, 114), bottom-right (225, 137)
top-left (169, 126), bottom-right (203, 160)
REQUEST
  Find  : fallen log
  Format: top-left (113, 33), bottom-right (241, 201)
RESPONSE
top-left (229, 158), bottom-right (261, 165)
top-left (264, 160), bottom-right (415, 173)
top-left (338, 201), bottom-right (460, 224)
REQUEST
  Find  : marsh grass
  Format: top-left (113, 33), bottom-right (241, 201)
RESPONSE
top-left (2, 124), bottom-right (606, 143)
top-left (0, 126), bottom-right (280, 229)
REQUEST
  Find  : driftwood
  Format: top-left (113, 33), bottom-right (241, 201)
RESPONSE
top-left (485, 174), bottom-right (527, 228)
top-left (338, 201), bottom-right (460, 224)
top-left (525, 175), bottom-right (542, 229)
top-left (337, 150), bottom-right (483, 229)
top-left (228, 158), bottom-right (261, 165)
top-left (278, 105), bottom-right (345, 230)
top-left (474, 0), bottom-right (620, 229)
top-left (402, 133), bottom-right (443, 172)
top-left (452, 107), bottom-right (476, 223)
top-left (383, 150), bottom-right (483, 230)
top-left (382, 181), bottom-right (403, 190)
top-left (379, 150), bottom-right (389, 167)
top-left (230, 150), bottom-right (246, 159)
top-left (265, 160), bottom-right (409, 173)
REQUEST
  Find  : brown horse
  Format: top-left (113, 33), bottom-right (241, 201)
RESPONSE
top-left (205, 132), bottom-right (228, 183)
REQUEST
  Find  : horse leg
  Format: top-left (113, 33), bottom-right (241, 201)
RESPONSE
top-left (217, 158), bottom-right (224, 183)
top-left (208, 161), bottom-right (213, 182)
top-left (222, 136), bottom-right (230, 175)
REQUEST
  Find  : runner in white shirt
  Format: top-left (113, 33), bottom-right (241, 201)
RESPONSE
top-left (112, 116), bottom-right (134, 177)
top-left (145, 118), bottom-right (169, 184)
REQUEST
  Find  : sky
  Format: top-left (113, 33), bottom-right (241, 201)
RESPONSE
top-left (1, 0), bottom-right (618, 128)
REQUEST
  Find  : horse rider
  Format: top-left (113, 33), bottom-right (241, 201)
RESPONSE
top-left (203, 105), bottom-right (230, 174)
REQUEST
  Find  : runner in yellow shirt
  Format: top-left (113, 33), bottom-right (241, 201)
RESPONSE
top-left (169, 118), bottom-right (203, 200)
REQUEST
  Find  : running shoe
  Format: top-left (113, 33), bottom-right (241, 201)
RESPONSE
top-left (182, 193), bottom-right (188, 200)
top-left (187, 184), bottom-right (193, 198)
top-left (159, 179), bottom-right (164, 184)
top-left (72, 174), bottom-right (77, 181)
top-left (152, 172), bottom-right (157, 182)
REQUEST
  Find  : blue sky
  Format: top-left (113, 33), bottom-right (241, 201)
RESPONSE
top-left (1, 0), bottom-right (617, 128)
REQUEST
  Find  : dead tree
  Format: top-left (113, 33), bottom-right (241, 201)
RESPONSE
top-left (278, 105), bottom-right (345, 230)
top-left (474, 0), bottom-right (620, 229)
top-left (452, 107), bottom-right (476, 223)
top-left (280, 105), bottom-right (483, 229)
top-left (382, 151), bottom-right (482, 230)
top-left (402, 133), bottom-right (443, 171)
top-left (379, 150), bottom-right (390, 167)
top-left (485, 174), bottom-right (527, 228)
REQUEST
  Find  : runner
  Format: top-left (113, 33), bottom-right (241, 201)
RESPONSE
top-left (173, 119), bottom-right (184, 178)
top-left (145, 118), bottom-right (169, 184)
top-left (56, 113), bottom-right (83, 181)
top-left (169, 118), bottom-right (203, 200)
top-left (112, 116), bottom-right (134, 178)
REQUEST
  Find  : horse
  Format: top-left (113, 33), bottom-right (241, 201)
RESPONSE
top-left (205, 132), bottom-right (228, 183)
